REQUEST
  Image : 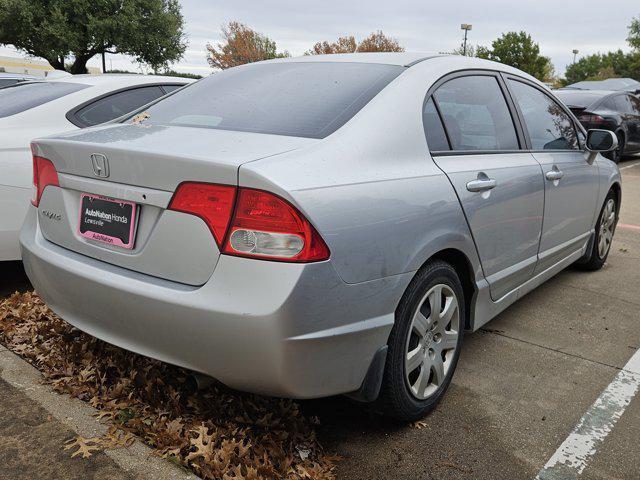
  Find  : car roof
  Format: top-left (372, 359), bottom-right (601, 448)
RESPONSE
top-left (262, 53), bottom-right (541, 81)
top-left (264, 52), bottom-right (443, 66)
top-left (555, 89), bottom-right (618, 98)
top-left (564, 78), bottom-right (640, 92)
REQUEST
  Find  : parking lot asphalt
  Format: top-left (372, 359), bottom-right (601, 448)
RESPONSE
top-left (1, 159), bottom-right (639, 480)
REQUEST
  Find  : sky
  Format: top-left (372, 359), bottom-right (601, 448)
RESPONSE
top-left (1, 0), bottom-right (638, 77)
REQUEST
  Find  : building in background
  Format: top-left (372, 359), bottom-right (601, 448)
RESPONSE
top-left (0, 55), bottom-right (101, 76)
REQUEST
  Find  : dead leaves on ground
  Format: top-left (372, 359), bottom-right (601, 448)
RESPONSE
top-left (0, 291), bottom-right (337, 479)
top-left (64, 436), bottom-right (103, 459)
top-left (64, 428), bottom-right (135, 459)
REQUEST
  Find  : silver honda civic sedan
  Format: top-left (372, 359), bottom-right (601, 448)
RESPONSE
top-left (21, 53), bottom-right (621, 420)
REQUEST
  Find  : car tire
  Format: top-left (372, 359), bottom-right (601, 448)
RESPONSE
top-left (377, 260), bottom-right (465, 421)
top-left (577, 190), bottom-right (617, 271)
top-left (605, 132), bottom-right (624, 163)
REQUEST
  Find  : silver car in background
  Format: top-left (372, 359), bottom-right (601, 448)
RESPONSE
top-left (21, 54), bottom-right (621, 420)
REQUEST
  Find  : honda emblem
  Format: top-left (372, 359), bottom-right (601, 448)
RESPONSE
top-left (90, 153), bottom-right (110, 178)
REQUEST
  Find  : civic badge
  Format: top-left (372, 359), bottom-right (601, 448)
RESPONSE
top-left (90, 153), bottom-right (110, 178)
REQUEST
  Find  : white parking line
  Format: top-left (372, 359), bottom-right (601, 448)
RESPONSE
top-left (620, 160), bottom-right (640, 171)
top-left (536, 348), bottom-right (640, 479)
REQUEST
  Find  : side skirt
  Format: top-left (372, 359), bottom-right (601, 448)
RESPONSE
top-left (470, 231), bottom-right (593, 331)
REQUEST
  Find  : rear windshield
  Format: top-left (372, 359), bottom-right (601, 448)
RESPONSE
top-left (136, 62), bottom-right (404, 138)
top-left (0, 82), bottom-right (89, 118)
top-left (0, 78), bottom-right (22, 88)
top-left (553, 91), bottom-right (605, 108)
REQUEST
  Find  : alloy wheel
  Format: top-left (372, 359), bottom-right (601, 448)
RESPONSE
top-left (404, 284), bottom-right (460, 400)
top-left (598, 198), bottom-right (616, 259)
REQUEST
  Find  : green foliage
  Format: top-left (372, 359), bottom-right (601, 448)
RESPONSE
top-left (476, 31), bottom-right (553, 81)
top-left (629, 16), bottom-right (640, 51)
top-left (108, 68), bottom-right (203, 79)
top-left (563, 50), bottom-right (640, 85)
top-left (159, 69), bottom-right (203, 79)
top-left (0, 0), bottom-right (186, 74)
top-left (450, 43), bottom-right (477, 57)
top-left (561, 16), bottom-right (640, 85)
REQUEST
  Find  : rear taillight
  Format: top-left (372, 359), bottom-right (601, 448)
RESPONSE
top-left (223, 188), bottom-right (330, 262)
top-left (578, 113), bottom-right (605, 125)
top-left (31, 155), bottom-right (59, 207)
top-left (168, 183), bottom-right (330, 263)
top-left (168, 182), bottom-right (236, 246)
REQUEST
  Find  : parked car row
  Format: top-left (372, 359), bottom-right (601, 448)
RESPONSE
top-left (0, 74), bottom-right (193, 260)
top-left (14, 54), bottom-right (621, 420)
top-left (555, 88), bottom-right (640, 163)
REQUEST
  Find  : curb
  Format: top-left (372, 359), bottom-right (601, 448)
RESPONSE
top-left (0, 347), bottom-right (200, 480)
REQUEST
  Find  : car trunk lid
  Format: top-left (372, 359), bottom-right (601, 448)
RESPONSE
top-left (32, 124), bottom-right (315, 286)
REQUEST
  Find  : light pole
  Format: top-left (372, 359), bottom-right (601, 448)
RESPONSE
top-left (461, 24), bottom-right (473, 56)
top-left (572, 49), bottom-right (579, 64)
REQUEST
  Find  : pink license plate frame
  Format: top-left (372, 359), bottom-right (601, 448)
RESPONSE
top-left (77, 193), bottom-right (138, 249)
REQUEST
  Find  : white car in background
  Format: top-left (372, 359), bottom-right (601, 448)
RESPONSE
top-left (0, 74), bottom-right (194, 260)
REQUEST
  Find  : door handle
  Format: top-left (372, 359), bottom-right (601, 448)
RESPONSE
top-left (545, 168), bottom-right (564, 181)
top-left (466, 177), bottom-right (497, 192)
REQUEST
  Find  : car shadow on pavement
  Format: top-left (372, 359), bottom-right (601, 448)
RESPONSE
top-left (301, 394), bottom-right (404, 432)
top-left (0, 261), bottom-right (31, 298)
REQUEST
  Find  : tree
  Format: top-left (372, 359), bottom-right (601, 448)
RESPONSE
top-left (476, 31), bottom-right (553, 81)
top-left (356, 31), bottom-right (404, 53)
top-left (108, 68), bottom-right (203, 79)
top-left (628, 15), bottom-right (640, 51)
top-left (306, 31), bottom-right (404, 55)
top-left (561, 16), bottom-right (640, 85)
top-left (563, 50), bottom-right (640, 85)
top-left (451, 43), bottom-right (477, 57)
top-left (307, 36), bottom-right (357, 55)
top-left (0, 0), bottom-right (186, 74)
top-left (206, 22), bottom-right (289, 70)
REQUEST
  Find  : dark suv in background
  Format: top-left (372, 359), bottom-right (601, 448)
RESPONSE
top-left (555, 89), bottom-right (640, 163)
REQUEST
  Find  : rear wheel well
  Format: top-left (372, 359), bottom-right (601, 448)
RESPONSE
top-left (616, 129), bottom-right (626, 151)
top-left (610, 183), bottom-right (621, 214)
top-left (423, 249), bottom-right (475, 330)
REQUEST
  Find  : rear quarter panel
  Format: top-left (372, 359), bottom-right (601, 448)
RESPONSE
top-left (240, 58), bottom-right (485, 285)
top-left (595, 156), bottom-right (622, 210)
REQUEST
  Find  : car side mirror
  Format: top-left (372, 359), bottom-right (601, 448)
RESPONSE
top-left (586, 129), bottom-right (618, 152)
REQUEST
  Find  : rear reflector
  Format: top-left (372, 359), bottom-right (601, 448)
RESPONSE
top-left (168, 183), bottom-right (330, 262)
top-left (31, 155), bottom-right (59, 207)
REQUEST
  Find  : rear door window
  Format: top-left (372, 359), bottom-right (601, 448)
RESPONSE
top-left (72, 86), bottom-right (165, 127)
top-left (630, 95), bottom-right (640, 115)
top-left (508, 80), bottom-right (579, 150)
top-left (161, 84), bottom-right (185, 94)
top-left (422, 98), bottom-right (450, 151)
top-left (0, 82), bottom-right (89, 118)
top-left (432, 75), bottom-right (519, 151)
top-left (0, 78), bottom-right (20, 88)
top-left (601, 97), bottom-right (617, 110)
top-left (614, 95), bottom-right (634, 114)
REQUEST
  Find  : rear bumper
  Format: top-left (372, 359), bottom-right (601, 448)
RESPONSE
top-left (0, 184), bottom-right (30, 261)
top-left (20, 206), bottom-right (410, 398)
